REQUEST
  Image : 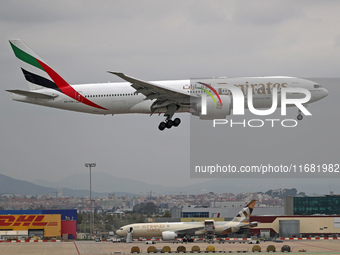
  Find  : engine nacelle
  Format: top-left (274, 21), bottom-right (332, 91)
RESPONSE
top-left (162, 231), bottom-right (178, 241)
top-left (192, 95), bottom-right (231, 120)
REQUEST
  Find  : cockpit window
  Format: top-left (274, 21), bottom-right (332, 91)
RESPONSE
top-left (314, 84), bottom-right (322, 88)
top-left (119, 228), bottom-right (123, 230)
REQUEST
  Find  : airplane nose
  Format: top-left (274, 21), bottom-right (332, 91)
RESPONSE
top-left (323, 88), bottom-right (329, 98)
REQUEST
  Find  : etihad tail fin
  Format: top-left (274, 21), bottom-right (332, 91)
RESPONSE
top-left (9, 39), bottom-right (67, 92)
top-left (231, 200), bottom-right (256, 223)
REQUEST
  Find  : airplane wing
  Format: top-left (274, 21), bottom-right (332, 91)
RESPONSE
top-left (173, 226), bottom-right (205, 236)
top-left (108, 72), bottom-right (195, 118)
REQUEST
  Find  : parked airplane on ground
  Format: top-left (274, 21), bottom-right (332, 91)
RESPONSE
top-left (7, 40), bottom-right (328, 130)
top-left (116, 200), bottom-right (257, 241)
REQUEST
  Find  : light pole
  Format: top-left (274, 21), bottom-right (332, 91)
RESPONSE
top-left (85, 162), bottom-right (96, 239)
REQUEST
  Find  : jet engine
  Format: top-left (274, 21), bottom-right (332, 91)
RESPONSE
top-left (162, 231), bottom-right (178, 241)
top-left (192, 95), bottom-right (232, 120)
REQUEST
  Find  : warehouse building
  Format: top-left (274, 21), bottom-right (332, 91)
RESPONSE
top-left (0, 209), bottom-right (76, 240)
top-left (250, 215), bottom-right (340, 238)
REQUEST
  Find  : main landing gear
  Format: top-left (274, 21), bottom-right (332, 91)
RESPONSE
top-left (157, 103), bottom-right (181, 131)
top-left (158, 118), bottom-right (181, 131)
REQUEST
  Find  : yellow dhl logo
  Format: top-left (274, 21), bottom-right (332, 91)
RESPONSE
top-left (0, 215), bottom-right (58, 227)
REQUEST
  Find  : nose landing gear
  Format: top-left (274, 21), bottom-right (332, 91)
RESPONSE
top-left (158, 118), bottom-right (181, 131)
top-left (297, 109), bottom-right (303, 120)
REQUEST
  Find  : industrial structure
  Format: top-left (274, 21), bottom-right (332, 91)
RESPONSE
top-left (250, 215), bottom-right (340, 238)
top-left (0, 209), bottom-right (77, 240)
top-left (285, 195), bottom-right (340, 215)
top-left (171, 203), bottom-right (284, 219)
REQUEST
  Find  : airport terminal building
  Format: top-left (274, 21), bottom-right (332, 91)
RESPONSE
top-left (171, 202), bottom-right (284, 220)
top-left (0, 209), bottom-right (77, 240)
top-left (284, 195), bottom-right (340, 215)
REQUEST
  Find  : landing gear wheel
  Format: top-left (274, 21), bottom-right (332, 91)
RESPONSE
top-left (297, 114), bottom-right (303, 121)
top-left (158, 122), bottom-right (166, 131)
top-left (173, 118), bottom-right (181, 127)
top-left (166, 120), bottom-right (173, 129)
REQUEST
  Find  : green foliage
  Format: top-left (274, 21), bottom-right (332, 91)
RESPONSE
top-left (265, 188), bottom-right (298, 199)
top-left (133, 202), bottom-right (159, 215)
top-left (163, 211), bottom-right (171, 217)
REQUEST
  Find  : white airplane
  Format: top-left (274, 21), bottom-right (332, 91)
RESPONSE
top-left (116, 200), bottom-right (257, 241)
top-left (7, 40), bottom-right (328, 131)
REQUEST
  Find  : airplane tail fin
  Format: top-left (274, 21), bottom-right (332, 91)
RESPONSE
top-left (231, 200), bottom-right (256, 223)
top-left (9, 39), bottom-right (66, 92)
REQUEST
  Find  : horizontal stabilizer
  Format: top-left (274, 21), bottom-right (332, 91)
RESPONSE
top-left (6, 89), bottom-right (58, 99)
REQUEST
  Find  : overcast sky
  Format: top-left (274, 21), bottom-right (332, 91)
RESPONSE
top-left (1, 1), bottom-right (340, 194)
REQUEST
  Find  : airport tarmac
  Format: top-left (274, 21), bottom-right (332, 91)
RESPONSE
top-left (0, 240), bottom-right (340, 255)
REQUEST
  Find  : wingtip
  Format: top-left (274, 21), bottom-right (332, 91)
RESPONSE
top-left (107, 71), bottom-right (122, 74)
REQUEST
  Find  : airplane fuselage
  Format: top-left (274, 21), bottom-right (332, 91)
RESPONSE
top-left (116, 221), bottom-right (241, 238)
top-left (10, 77), bottom-right (328, 116)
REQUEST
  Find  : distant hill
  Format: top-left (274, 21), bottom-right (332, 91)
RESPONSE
top-left (33, 173), bottom-right (324, 196)
top-left (33, 172), bottom-right (167, 194)
top-left (0, 173), bottom-right (56, 196)
top-left (1, 172), bottom-right (335, 197)
top-left (0, 173), bottom-right (108, 197)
